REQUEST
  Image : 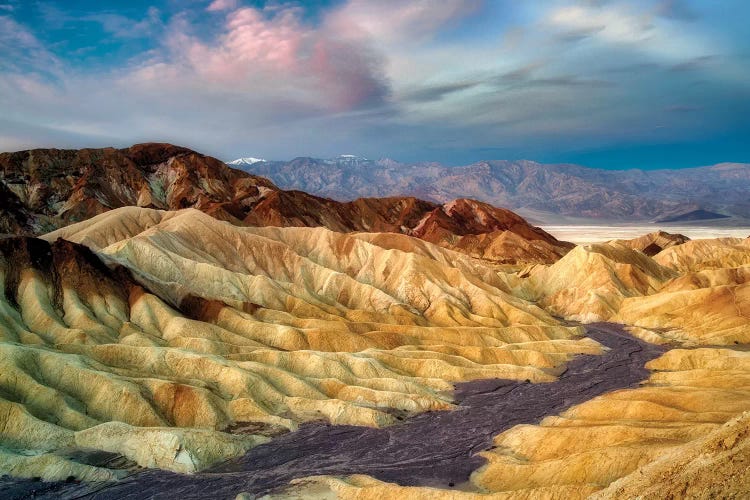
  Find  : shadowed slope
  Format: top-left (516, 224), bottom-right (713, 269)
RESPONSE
top-left (614, 230), bottom-right (690, 256)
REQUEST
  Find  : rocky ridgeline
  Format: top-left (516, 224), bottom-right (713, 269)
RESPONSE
top-left (0, 143), bottom-right (571, 265)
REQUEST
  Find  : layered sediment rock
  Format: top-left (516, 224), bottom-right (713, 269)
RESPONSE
top-left (1, 145), bottom-right (749, 497)
top-left (615, 230), bottom-right (690, 256)
top-left (0, 208), bottom-right (589, 482)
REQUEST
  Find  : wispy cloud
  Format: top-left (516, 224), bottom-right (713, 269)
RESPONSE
top-left (546, 4), bottom-right (654, 45)
top-left (206, 0), bottom-right (237, 13)
top-left (327, 0), bottom-right (483, 44)
top-left (86, 7), bottom-right (162, 39)
top-left (0, 15), bottom-right (61, 76)
top-left (403, 81), bottom-right (480, 103)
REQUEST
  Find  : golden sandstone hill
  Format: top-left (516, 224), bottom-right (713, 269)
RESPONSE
top-left (0, 207), bottom-right (594, 483)
top-left (0, 144), bottom-right (749, 499)
top-left (259, 234), bottom-right (750, 500)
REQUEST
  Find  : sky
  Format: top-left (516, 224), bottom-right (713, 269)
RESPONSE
top-left (1, 0), bottom-right (749, 168)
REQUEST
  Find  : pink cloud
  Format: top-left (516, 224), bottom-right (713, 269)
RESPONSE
top-left (138, 4), bottom-right (388, 111)
top-left (221, 7), bottom-right (305, 70)
top-left (206, 0), bottom-right (237, 13)
top-left (124, 1), bottom-right (483, 114)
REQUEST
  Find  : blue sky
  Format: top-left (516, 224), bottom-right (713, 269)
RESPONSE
top-left (1, 0), bottom-right (748, 168)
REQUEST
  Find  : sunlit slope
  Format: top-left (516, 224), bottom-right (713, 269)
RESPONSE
top-left (264, 347), bottom-right (750, 499)
top-left (472, 347), bottom-right (750, 496)
top-left (616, 238), bottom-right (750, 344)
top-left (593, 410), bottom-right (750, 498)
top-left (523, 237), bottom-right (750, 344)
top-left (0, 207), bottom-right (592, 480)
top-left (262, 474), bottom-right (596, 500)
top-left (255, 231), bottom-right (750, 498)
top-left (654, 237), bottom-right (750, 272)
top-left (46, 207), bottom-right (581, 344)
top-left (524, 242), bottom-right (677, 322)
top-left (5, 207), bottom-right (749, 491)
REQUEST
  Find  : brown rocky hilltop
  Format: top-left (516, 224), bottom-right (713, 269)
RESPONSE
top-left (0, 143), bottom-right (275, 233)
top-left (0, 143), bottom-right (570, 264)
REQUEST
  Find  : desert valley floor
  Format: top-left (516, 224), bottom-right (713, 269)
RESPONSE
top-left (541, 225), bottom-right (750, 245)
top-left (0, 145), bottom-right (749, 499)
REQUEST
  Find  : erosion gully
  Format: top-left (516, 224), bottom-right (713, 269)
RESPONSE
top-left (3, 322), bottom-right (667, 499)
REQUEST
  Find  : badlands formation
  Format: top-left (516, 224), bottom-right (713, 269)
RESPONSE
top-left (0, 144), bottom-right (748, 498)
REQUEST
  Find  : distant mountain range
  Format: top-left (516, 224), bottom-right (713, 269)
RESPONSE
top-left (231, 156), bottom-right (750, 223)
top-left (0, 144), bottom-right (570, 264)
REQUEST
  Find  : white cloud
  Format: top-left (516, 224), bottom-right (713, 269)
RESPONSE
top-left (548, 5), bottom-right (652, 43)
top-left (543, 1), bottom-right (715, 61)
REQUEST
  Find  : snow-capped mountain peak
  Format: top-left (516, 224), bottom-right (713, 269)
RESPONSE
top-left (228, 157), bottom-right (266, 166)
top-left (331, 154), bottom-right (371, 166)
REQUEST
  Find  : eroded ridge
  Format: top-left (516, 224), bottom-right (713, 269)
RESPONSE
top-left (7, 323), bottom-right (664, 499)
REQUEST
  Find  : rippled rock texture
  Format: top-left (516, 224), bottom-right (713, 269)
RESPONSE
top-left (0, 163), bottom-right (749, 498)
top-left (0, 324), bottom-right (664, 499)
top-left (0, 208), bottom-right (595, 490)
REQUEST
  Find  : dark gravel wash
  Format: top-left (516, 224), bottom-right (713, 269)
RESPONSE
top-left (1, 323), bottom-right (666, 499)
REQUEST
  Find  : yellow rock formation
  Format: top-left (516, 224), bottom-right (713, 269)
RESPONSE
top-left (3, 210), bottom-right (750, 497)
top-left (75, 422), bottom-right (268, 474)
top-left (524, 242), bottom-right (676, 322)
top-left (264, 346), bottom-right (750, 499)
top-left (614, 230), bottom-right (689, 256)
top-left (252, 232), bottom-right (750, 498)
top-left (521, 236), bottom-right (750, 345)
top-left (0, 207), bottom-right (592, 480)
top-left (259, 474), bottom-right (598, 500)
top-left (655, 237), bottom-right (750, 272)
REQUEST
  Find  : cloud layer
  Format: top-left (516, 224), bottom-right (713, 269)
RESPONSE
top-left (0, 0), bottom-right (748, 167)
